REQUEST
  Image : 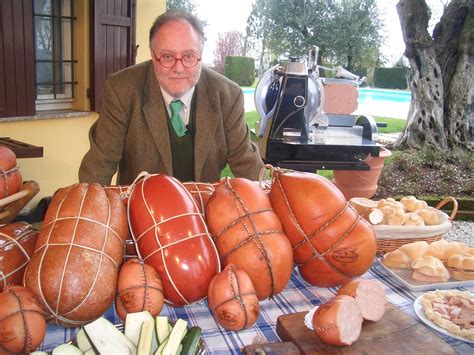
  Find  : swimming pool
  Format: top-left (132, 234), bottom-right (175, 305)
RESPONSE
top-left (242, 87), bottom-right (411, 103)
top-left (357, 88), bottom-right (411, 104)
top-left (242, 87), bottom-right (411, 119)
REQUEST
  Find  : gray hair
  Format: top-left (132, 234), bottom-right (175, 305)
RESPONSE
top-left (149, 10), bottom-right (205, 49)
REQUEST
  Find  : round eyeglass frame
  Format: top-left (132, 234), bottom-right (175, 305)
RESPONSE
top-left (152, 51), bottom-right (201, 68)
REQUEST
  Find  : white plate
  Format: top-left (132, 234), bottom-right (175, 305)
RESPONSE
top-left (304, 306), bottom-right (319, 330)
top-left (378, 259), bottom-right (474, 292)
top-left (414, 294), bottom-right (474, 344)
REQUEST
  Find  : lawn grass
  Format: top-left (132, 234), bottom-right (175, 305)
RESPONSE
top-left (373, 117), bottom-right (406, 133)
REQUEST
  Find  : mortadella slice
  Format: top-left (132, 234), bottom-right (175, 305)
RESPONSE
top-left (312, 295), bottom-right (363, 346)
top-left (337, 279), bottom-right (387, 322)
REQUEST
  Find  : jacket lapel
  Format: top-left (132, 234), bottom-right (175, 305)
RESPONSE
top-left (143, 64), bottom-right (173, 175)
top-left (194, 69), bottom-right (220, 181)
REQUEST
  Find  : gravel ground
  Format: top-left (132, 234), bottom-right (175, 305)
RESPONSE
top-left (443, 221), bottom-right (474, 245)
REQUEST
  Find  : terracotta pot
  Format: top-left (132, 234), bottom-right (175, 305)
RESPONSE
top-left (333, 148), bottom-right (391, 200)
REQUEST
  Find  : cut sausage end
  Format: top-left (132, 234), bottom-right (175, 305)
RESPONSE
top-left (338, 279), bottom-right (387, 322)
top-left (337, 298), bottom-right (363, 345)
top-left (313, 295), bottom-right (363, 346)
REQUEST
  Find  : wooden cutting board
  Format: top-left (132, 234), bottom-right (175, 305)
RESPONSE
top-left (276, 303), bottom-right (455, 354)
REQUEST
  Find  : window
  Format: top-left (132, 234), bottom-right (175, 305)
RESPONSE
top-left (33, 0), bottom-right (76, 111)
top-left (0, 0), bottom-right (136, 118)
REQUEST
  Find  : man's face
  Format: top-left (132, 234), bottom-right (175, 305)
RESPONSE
top-left (151, 20), bottom-right (203, 98)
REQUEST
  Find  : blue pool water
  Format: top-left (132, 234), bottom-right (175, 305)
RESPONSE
top-left (243, 87), bottom-right (411, 103)
top-left (357, 88), bottom-right (411, 104)
top-left (243, 87), bottom-right (411, 119)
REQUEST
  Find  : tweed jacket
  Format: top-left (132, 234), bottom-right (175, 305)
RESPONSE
top-left (79, 61), bottom-right (264, 185)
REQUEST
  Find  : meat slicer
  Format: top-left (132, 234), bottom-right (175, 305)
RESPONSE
top-left (255, 46), bottom-right (382, 171)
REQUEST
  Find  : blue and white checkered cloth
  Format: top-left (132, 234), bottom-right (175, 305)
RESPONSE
top-left (39, 260), bottom-right (474, 354)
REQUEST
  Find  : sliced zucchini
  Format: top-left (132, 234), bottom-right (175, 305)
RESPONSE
top-left (181, 326), bottom-right (202, 355)
top-left (76, 328), bottom-right (92, 352)
top-left (137, 319), bottom-right (158, 355)
top-left (155, 316), bottom-right (170, 345)
top-left (154, 337), bottom-right (168, 355)
top-left (52, 343), bottom-right (83, 354)
top-left (125, 311), bottom-right (154, 347)
top-left (84, 317), bottom-right (136, 355)
top-left (160, 319), bottom-right (188, 355)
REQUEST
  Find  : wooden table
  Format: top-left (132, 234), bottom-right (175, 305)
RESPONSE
top-left (0, 137), bottom-right (43, 158)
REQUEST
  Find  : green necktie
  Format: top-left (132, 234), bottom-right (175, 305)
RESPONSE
top-left (169, 99), bottom-right (186, 137)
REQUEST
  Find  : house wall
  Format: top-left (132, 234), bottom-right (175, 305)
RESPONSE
top-left (0, 0), bottom-right (166, 208)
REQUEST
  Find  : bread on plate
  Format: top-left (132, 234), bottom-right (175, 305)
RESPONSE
top-left (411, 256), bottom-right (450, 283)
top-left (447, 253), bottom-right (474, 281)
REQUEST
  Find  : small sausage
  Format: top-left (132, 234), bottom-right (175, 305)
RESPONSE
top-left (312, 295), bottom-right (363, 346)
top-left (338, 279), bottom-right (387, 322)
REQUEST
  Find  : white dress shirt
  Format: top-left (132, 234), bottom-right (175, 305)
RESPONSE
top-left (160, 87), bottom-right (195, 126)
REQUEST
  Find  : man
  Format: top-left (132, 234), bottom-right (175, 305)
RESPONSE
top-left (79, 10), bottom-right (263, 185)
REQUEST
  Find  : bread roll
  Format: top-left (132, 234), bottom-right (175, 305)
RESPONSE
top-left (377, 198), bottom-right (405, 212)
top-left (349, 197), bottom-right (378, 219)
top-left (380, 205), bottom-right (406, 225)
top-left (446, 253), bottom-right (474, 281)
top-left (382, 249), bottom-right (412, 269)
top-left (367, 208), bottom-right (384, 225)
top-left (400, 196), bottom-right (428, 212)
top-left (445, 242), bottom-right (469, 259)
top-left (399, 241), bottom-right (430, 260)
top-left (415, 208), bottom-right (439, 225)
top-left (426, 240), bottom-right (468, 262)
top-left (403, 212), bottom-right (425, 226)
top-left (411, 256), bottom-right (450, 283)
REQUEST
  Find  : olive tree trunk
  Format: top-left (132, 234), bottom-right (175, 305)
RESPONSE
top-left (433, 1), bottom-right (473, 150)
top-left (393, 0), bottom-right (473, 151)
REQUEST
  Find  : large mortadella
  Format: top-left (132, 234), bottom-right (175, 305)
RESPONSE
top-left (127, 174), bottom-right (220, 307)
top-left (0, 145), bottom-right (22, 199)
top-left (206, 178), bottom-right (293, 300)
top-left (182, 181), bottom-right (217, 216)
top-left (115, 258), bottom-right (164, 320)
top-left (207, 264), bottom-right (259, 331)
top-left (24, 183), bottom-right (128, 327)
top-left (270, 170), bottom-right (377, 287)
top-left (0, 222), bottom-right (38, 291)
top-left (0, 285), bottom-right (47, 353)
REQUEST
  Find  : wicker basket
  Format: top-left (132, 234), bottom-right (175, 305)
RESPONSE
top-left (374, 196), bottom-right (458, 255)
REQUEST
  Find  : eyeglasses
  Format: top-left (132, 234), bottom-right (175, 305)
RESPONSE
top-left (152, 51), bottom-right (201, 68)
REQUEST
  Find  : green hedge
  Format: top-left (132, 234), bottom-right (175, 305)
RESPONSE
top-left (374, 67), bottom-right (408, 89)
top-left (224, 56), bottom-right (255, 86)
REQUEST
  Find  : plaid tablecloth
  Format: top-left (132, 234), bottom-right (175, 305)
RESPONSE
top-left (39, 260), bottom-right (474, 354)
